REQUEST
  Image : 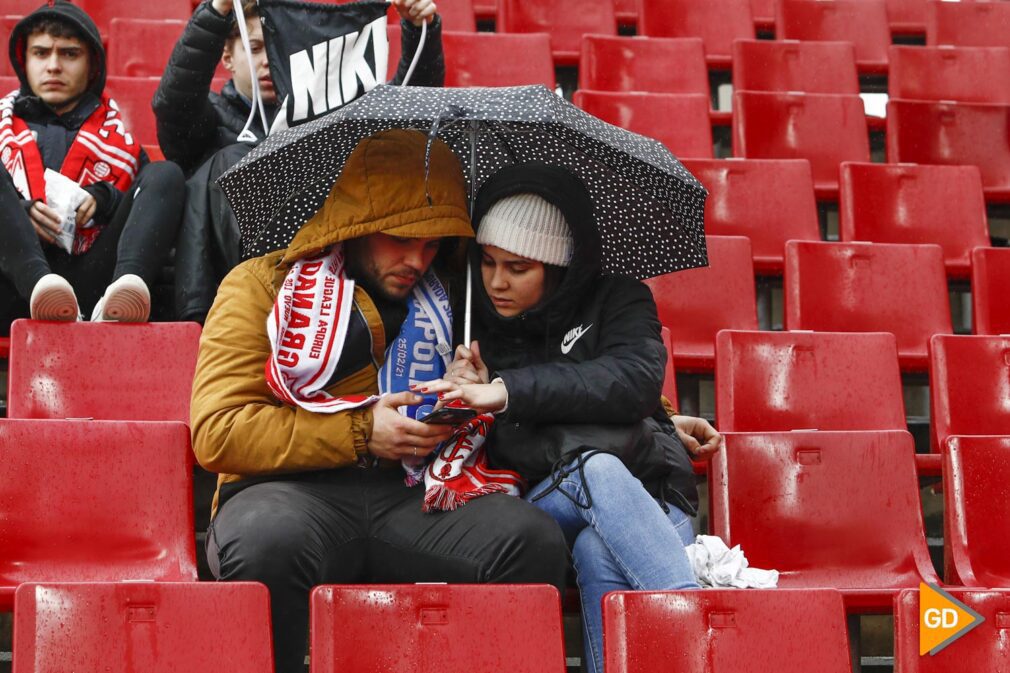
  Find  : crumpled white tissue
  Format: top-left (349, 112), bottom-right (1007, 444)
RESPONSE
top-left (43, 168), bottom-right (90, 253)
top-left (684, 534), bottom-right (779, 589)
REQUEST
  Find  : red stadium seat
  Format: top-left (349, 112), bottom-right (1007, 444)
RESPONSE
top-left (14, 582), bottom-right (271, 672)
top-left (732, 39), bottom-right (859, 95)
top-left (733, 91), bottom-right (870, 200)
top-left (0, 419), bottom-right (197, 609)
top-left (777, 0), bottom-right (891, 74)
top-left (108, 19), bottom-right (185, 78)
top-left (716, 330), bottom-right (905, 432)
top-left (613, 0), bottom-right (637, 25)
top-left (927, 0), bottom-right (1010, 49)
top-left (573, 91), bottom-right (713, 158)
top-left (944, 437), bottom-right (1010, 588)
top-left (639, 0), bottom-right (755, 68)
top-left (578, 36), bottom-right (709, 97)
top-left (750, 0), bottom-right (777, 29)
top-left (661, 327), bottom-right (679, 406)
top-left (889, 45), bottom-right (1010, 105)
top-left (104, 76), bottom-right (161, 147)
top-left (473, 0), bottom-right (495, 20)
top-left (929, 335), bottom-right (1010, 452)
top-left (895, 588), bottom-right (1010, 672)
top-left (711, 430), bottom-right (938, 608)
top-left (645, 236), bottom-right (758, 373)
top-left (839, 163), bottom-right (990, 279)
top-left (442, 31), bottom-right (555, 88)
top-left (886, 0), bottom-right (928, 35)
top-left (4, 1), bottom-right (47, 15)
top-left (0, 337), bottom-right (8, 359)
top-left (496, 0), bottom-right (616, 66)
top-left (887, 99), bottom-right (1010, 202)
top-left (0, 16), bottom-right (19, 77)
top-left (604, 589), bottom-right (851, 673)
top-left (0, 75), bottom-right (17, 95)
top-left (681, 158), bottom-right (819, 275)
top-left (971, 247), bottom-right (1010, 336)
top-left (387, 0), bottom-right (475, 32)
top-left (6, 320), bottom-right (201, 424)
top-left (784, 241), bottom-right (952, 371)
top-left (310, 584), bottom-right (565, 673)
top-left (80, 0), bottom-right (194, 35)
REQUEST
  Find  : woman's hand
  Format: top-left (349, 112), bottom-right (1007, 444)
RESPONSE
top-left (413, 378), bottom-right (508, 414)
top-left (445, 341), bottom-right (489, 385)
top-left (672, 415), bottom-right (722, 461)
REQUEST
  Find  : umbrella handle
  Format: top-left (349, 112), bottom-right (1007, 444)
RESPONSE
top-left (391, 0), bottom-right (427, 87)
top-left (464, 258), bottom-right (472, 347)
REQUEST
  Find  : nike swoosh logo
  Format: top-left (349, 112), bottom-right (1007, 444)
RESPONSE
top-left (561, 323), bottom-right (593, 355)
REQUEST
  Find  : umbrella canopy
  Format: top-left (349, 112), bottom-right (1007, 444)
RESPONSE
top-left (218, 84), bottom-right (708, 279)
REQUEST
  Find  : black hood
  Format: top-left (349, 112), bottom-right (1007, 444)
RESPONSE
top-left (470, 163), bottom-right (601, 336)
top-left (9, 1), bottom-right (106, 104)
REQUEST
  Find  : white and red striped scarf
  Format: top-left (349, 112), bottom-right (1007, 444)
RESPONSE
top-left (265, 245), bottom-right (523, 510)
top-left (0, 90), bottom-right (141, 255)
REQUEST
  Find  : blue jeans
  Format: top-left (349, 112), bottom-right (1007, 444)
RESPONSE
top-left (526, 452), bottom-right (699, 673)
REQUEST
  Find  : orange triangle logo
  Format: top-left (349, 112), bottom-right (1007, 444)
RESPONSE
top-left (919, 583), bottom-right (985, 656)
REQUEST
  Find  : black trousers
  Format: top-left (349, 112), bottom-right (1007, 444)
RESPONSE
top-left (0, 161), bottom-right (184, 334)
top-left (207, 467), bottom-right (568, 673)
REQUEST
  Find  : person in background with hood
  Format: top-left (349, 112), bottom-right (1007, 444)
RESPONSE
top-left (0, 0), bottom-right (184, 332)
top-left (420, 163), bottom-right (721, 673)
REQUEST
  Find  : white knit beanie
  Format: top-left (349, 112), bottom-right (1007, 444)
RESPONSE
top-left (476, 193), bottom-right (574, 267)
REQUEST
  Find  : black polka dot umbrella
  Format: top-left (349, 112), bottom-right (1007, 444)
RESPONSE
top-left (218, 84), bottom-right (708, 280)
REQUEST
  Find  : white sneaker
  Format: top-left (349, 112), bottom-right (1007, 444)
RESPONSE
top-left (91, 274), bottom-right (150, 322)
top-left (29, 274), bottom-right (80, 322)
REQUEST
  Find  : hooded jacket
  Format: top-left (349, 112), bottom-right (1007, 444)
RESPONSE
top-left (190, 129), bottom-right (472, 517)
top-left (469, 164), bottom-right (698, 516)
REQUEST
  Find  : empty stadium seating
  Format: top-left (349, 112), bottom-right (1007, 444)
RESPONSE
top-left (442, 31), bottom-right (555, 88)
top-left (716, 330), bottom-right (905, 432)
top-left (603, 589), bottom-right (852, 673)
top-left (578, 35), bottom-right (709, 97)
top-left (310, 584), bottom-right (566, 673)
top-left (6, 320), bottom-right (201, 423)
top-left (784, 241), bottom-right (952, 371)
top-left (750, 0), bottom-right (777, 30)
top-left (645, 236), bottom-right (759, 373)
top-left (638, 0), bottom-right (755, 68)
top-left (14, 582), bottom-right (272, 672)
top-left (105, 76), bottom-right (162, 147)
top-left (887, 99), bottom-right (1010, 201)
top-left (496, 0), bottom-right (616, 66)
top-left (889, 45), bottom-right (1010, 105)
top-left (732, 91), bottom-right (870, 199)
top-left (80, 0), bottom-right (193, 35)
top-left (895, 588), bottom-right (1010, 672)
top-left (661, 326), bottom-right (679, 405)
top-left (839, 163), bottom-right (990, 279)
top-left (927, 0), bottom-right (1010, 50)
top-left (971, 247), bottom-right (1010, 335)
top-left (711, 430), bottom-right (938, 608)
top-left (107, 18), bottom-right (231, 80)
top-left (777, 0), bottom-right (891, 74)
top-left (885, 0), bottom-right (929, 35)
top-left (944, 436), bottom-right (1010, 588)
top-left (680, 158), bottom-right (820, 275)
top-left (0, 15), bottom-right (18, 77)
top-left (0, 75), bottom-right (18, 94)
top-left (929, 335), bottom-right (1010, 452)
top-left (573, 91), bottom-right (714, 158)
top-left (732, 39), bottom-right (860, 95)
top-left (0, 419), bottom-right (197, 609)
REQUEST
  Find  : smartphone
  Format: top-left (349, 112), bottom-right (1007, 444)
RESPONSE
top-left (420, 406), bottom-right (478, 425)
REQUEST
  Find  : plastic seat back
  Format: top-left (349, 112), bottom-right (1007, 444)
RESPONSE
top-left (889, 45), bottom-right (1010, 105)
top-left (80, 0), bottom-right (193, 34)
top-left (840, 163), bottom-right (989, 279)
top-left (895, 588), bottom-right (1010, 672)
top-left (784, 241), bottom-right (952, 370)
top-left (497, 0), bottom-right (616, 66)
top-left (716, 330), bottom-right (905, 432)
top-left (733, 39), bottom-right (859, 95)
top-left (0, 419), bottom-right (197, 609)
top-left (927, 0), bottom-right (1010, 49)
top-left (777, 0), bottom-right (891, 73)
top-left (929, 335), bottom-right (1010, 452)
top-left (0, 16), bottom-right (20, 77)
top-left (885, 0), bottom-right (928, 35)
top-left (7, 320), bottom-right (201, 423)
top-left (0, 75), bottom-right (19, 94)
top-left (711, 430), bottom-right (937, 606)
top-left (107, 19), bottom-right (185, 77)
top-left (972, 247), bottom-right (1010, 335)
top-left (603, 589), bottom-right (852, 673)
top-left (733, 91), bottom-right (869, 199)
top-left (682, 158), bottom-right (820, 274)
top-left (645, 236), bottom-right (758, 373)
top-left (573, 91), bottom-right (713, 158)
top-left (639, 0), bottom-right (755, 68)
top-left (103, 76), bottom-right (162, 147)
top-left (14, 582), bottom-right (271, 672)
top-left (944, 437), bottom-right (1010, 588)
top-left (579, 35), bottom-right (709, 96)
top-left (441, 31), bottom-right (555, 88)
top-left (310, 584), bottom-right (565, 673)
top-left (886, 99), bottom-right (1010, 199)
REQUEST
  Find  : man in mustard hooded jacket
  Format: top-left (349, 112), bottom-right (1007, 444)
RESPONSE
top-left (191, 130), bottom-right (567, 673)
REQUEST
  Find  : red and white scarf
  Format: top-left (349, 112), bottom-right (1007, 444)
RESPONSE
top-left (266, 245), bottom-right (524, 510)
top-left (0, 90), bottom-right (141, 255)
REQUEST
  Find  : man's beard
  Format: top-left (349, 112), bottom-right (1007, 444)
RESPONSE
top-left (345, 251), bottom-right (417, 302)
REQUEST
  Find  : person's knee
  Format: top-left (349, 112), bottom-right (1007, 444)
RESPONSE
top-left (476, 496), bottom-right (567, 586)
top-left (136, 160), bottom-right (185, 196)
top-left (576, 452), bottom-right (634, 492)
